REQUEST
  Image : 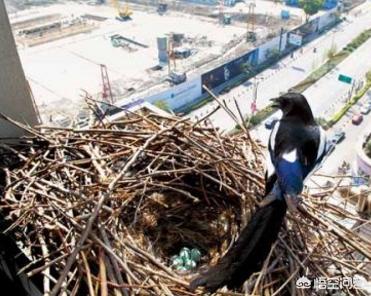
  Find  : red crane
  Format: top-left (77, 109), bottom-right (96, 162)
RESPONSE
top-left (100, 64), bottom-right (113, 104)
top-left (219, 0), bottom-right (224, 24)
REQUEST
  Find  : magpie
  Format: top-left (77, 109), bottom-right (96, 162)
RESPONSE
top-left (189, 92), bottom-right (327, 292)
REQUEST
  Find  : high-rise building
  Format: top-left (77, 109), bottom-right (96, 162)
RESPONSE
top-left (0, 1), bottom-right (39, 141)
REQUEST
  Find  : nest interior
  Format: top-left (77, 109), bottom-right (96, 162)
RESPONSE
top-left (123, 183), bottom-right (243, 262)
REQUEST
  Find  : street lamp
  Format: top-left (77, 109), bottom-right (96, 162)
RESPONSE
top-left (250, 77), bottom-right (260, 113)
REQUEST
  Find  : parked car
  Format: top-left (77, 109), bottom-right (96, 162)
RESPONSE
top-left (264, 116), bottom-right (279, 129)
top-left (366, 92), bottom-right (371, 104)
top-left (360, 103), bottom-right (371, 115)
top-left (326, 130), bottom-right (345, 155)
top-left (352, 113), bottom-right (363, 125)
top-left (331, 130), bottom-right (346, 144)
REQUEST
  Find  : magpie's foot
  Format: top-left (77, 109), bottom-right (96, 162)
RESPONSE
top-left (284, 194), bottom-right (302, 213)
top-left (189, 266), bottom-right (230, 293)
top-left (258, 192), bottom-right (278, 207)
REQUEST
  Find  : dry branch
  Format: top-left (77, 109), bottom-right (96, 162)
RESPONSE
top-left (0, 109), bottom-right (369, 296)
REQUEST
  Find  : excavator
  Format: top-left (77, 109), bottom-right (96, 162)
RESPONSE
top-left (112, 0), bottom-right (132, 21)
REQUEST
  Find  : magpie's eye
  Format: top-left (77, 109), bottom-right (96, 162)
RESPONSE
top-left (283, 100), bottom-right (292, 107)
top-left (281, 100), bottom-right (289, 108)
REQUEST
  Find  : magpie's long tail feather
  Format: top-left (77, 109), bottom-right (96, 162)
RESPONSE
top-left (189, 199), bottom-right (287, 293)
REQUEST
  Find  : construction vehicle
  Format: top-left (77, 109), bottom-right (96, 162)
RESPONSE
top-left (110, 34), bottom-right (128, 47)
top-left (167, 71), bottom-right (187, 85)
top-left (223, 14), bottom-right (232, 25)
top-left (157, 3), bottom-right (168, 15)
top-left (110, 34), bottom-right (148, 48)
top-left (111, 0), bottom-right (132, 21)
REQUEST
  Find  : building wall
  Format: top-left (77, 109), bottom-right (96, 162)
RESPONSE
top-left (201, 49), bottom-right (258, 93)
top-left (285, 0), bottom-right (338, 10)
top-left (257, 34), bottom-right (284, 64)
top-left (0, 1), bottom-right (38, 141)
top-left (318, 10), bottom-right (338, 30)
top-left (181, 0), bottom-right (236, 6)
top-left (146, 77), bottom-right (202, 110)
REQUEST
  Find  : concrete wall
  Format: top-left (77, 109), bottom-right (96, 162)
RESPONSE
top-left (111, 76), bottom-right (202, 114)
top-left (318, 10), bottom-right (338, 30)
top-left (0, 1), bottom-right (38, 141)
top-left (181, 0), bottom-right (236, 6)
top-left (146, 77), bottom-right (202, 110)
top-left (257, 34), bottom-right (283, 64)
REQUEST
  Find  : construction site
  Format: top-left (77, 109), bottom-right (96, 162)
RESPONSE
top-left (5, 0), bottom-right (304, 125)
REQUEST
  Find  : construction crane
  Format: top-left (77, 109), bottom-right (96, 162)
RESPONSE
top-left (167, 35), bottom-right (176, 74)
top-left (219, 0), bottom-right (224, 24)
top-left (246, 0), bottom-right (256, 42)
top-left (111, 0), bottom-right (132, 21)
top-left (166, 35), bottom-right (187, 85)
top-left (100, 64), bottom-right (114, 104)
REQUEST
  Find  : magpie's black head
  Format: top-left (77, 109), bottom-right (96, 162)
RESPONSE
top-left (271, 92), bottom-right (314, 123)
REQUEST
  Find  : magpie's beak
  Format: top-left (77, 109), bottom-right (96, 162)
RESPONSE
top-left (270, 97), bottom-right (281, 109)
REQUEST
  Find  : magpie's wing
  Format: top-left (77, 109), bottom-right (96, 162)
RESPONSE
top-left (265, 122), bottom-right (279, 195)
top-left (275, 149), bottom-right (305, 195)
top-left (264, 169), bottom-right (277, 195)
top-left (268, 120), bottom-right (326, 195)
top-left (307, 126), bottom-right (327, 176)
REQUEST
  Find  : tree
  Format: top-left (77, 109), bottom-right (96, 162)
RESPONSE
top-left (326, 42), bottom-right (338, 59)
top-left (315, 117), bottom-right (328, 128)
top-left (366, 70), bottom-right (371, 83)
top-left (265, 48), bottom-right (280, 61)
top-left (365, 140), bottom-right (371, 159)
top-left (241, 61), bottom-right (253, 75)
top-left (299, 0), bottom-right (324, 22)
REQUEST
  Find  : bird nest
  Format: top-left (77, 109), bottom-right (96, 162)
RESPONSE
top-left (0, 111), bottom-right (370, 296)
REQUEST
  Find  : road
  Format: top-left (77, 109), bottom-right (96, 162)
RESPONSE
top-left (303, 91), bottom-right (371, 193)
top-left (317, 93), bottom-right (371, 176)
top-left (305, 37), bottom-right (371, 118)
top-left (187, 1), bottom-right (371, 132)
